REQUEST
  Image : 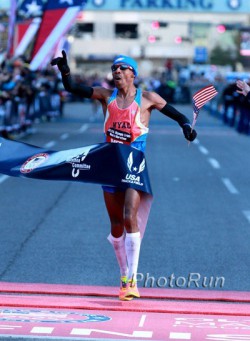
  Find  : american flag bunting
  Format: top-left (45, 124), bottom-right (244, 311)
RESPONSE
top-left (30, 0), bottom-right (87, 71)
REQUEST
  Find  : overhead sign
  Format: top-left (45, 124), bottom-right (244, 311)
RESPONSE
top-left (84, 0), bottom-right (249, 13)
top-left (194, 46), bottom-right (208, 63)
top-left (240, 28), bottom-right (250, 56)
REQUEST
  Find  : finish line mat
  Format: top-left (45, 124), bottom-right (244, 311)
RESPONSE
top-left (0, 282), bottom-right (249, 340)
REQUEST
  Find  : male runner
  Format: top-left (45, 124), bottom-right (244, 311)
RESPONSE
top-left (51, 51), bottom-right (197, 300)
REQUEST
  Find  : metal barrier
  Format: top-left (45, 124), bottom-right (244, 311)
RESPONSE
top-left (0, 92), bottom-right (62, 137)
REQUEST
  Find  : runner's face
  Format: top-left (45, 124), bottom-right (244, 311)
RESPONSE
top-left (111, 64), bottom-right (135, 87)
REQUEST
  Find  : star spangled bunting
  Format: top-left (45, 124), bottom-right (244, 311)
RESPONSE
top-left (18, 0), bottom-right (44, 19)
top-left (13, 0), bottom-right (45, 58)
top-left (30, 0), bottom-right (88, 70)
top-left (191, 85), bottom-right (218, 129)
top-left (14, 17), bottom-right (42, 58)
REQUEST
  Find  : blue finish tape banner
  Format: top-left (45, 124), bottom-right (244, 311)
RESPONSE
top-left (0, 137), bottom-right (153, 195)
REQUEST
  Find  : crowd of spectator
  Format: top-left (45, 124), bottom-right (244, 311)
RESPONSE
top-left (0, 57), bottom-right (249, 138)
top-left (0, 58), bottom-right (67, 137)
top-left (217, 80), bottom-right (250, 135)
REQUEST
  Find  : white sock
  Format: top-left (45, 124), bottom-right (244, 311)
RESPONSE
top-left (107, 233), bottom-right (128, 277)
top-left (125, 232), bottom-right (141, 281)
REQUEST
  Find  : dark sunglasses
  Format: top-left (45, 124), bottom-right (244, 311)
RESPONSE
top-left (111, 64), bottom-right (134, 72)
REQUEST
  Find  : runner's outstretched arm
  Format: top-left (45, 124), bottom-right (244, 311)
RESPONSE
top-left (147, 91), bottom-right (197, 142)
top-left (51, 50), bottom-right (94, 98)
top-left (160, 103), bottom-right (197, 142)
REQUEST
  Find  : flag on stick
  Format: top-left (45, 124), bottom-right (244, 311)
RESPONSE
top-left (192, 85), bottom-right (218, 129)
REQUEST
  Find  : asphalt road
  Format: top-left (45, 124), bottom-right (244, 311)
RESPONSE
top-left (0, 101), bottom-right (249, 292)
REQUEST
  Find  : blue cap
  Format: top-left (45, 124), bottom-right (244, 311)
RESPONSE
top-left (112, 55), bottom-right (138, 77)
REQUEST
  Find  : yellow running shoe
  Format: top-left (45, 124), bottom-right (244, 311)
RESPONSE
top-left (125, 278), bottom-right (140, 299)
top-left (119, 276), bottom-right (133, 301)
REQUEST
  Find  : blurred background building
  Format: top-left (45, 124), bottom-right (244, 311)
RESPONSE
top-left (67, 0), bottom-right (250, 76)
top-left (68, 0), bottom-right (250, 72)
top-left (0, 0), bottom-right (250, 77)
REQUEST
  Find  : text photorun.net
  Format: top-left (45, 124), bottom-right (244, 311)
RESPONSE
top-left (137, 273), bottom-right (225, 288)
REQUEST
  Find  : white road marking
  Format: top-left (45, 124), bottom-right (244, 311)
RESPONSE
top-left (169, 332), bottom-right (191, 339)
top-left (31, 327), bottom-right (54, 334)
top-left (208, 158), bottom-right (220, 169)
top-left (199, 145), bottom-right (209, 155)
top-left (44, 141), bottom-right (56, 149)
top-left (79, 124), bottom-right (89, 133)
top-left (60, 133), bottom-right (69, 140)
top-left (243, 210), bottom-right (250, 224)
top-left (139, 314), bottom-right (147, 327)
top-left (206, 334), bottom-right (250, 340)
top-left (0, 325), bottom-right (22, 330)
top-left (71, 328), bottom-right (91, 336)
top-left (0, 175), bottom-right (9, 184)
top-left (133, 331), bottom-right (153, 337)
top-left (222, 178), bottom-right (239, 194)
top-left (70, 328), bottom-right (153, 337)
top-left (193, 138), bottom-right (199, 145)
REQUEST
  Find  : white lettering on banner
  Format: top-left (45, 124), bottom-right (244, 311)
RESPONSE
top-left (126, 174), bottom-right (141, 182)
top-left (67, 149), bottom-right (92, 178)
top-left (122, 174), bottom-right (143, 186)
top-left (72, 163), bottom-right (91, 170)
top-left (71, 162), bottom-right (91, 177)
top-left (72, 168), bottom-right (80, 178)
top-left (121, 151), bottom-right (146, 186)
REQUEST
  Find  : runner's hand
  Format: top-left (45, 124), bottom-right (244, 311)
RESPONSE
top-left (51, 50), bottom-right (70, 75)
top-left (182, 124), bottom-right (197, 142)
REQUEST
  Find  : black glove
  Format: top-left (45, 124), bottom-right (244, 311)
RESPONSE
top-left (182, 124), bottom-right (197, 142)
top-left (51, 50), bottom-right (70, 75)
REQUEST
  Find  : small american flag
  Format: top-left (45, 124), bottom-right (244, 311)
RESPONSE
top-left (192, 85), bottom-right (218, 129)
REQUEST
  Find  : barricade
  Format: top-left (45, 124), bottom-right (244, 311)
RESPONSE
top-left (0, 92), bottom-right (62, 137)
